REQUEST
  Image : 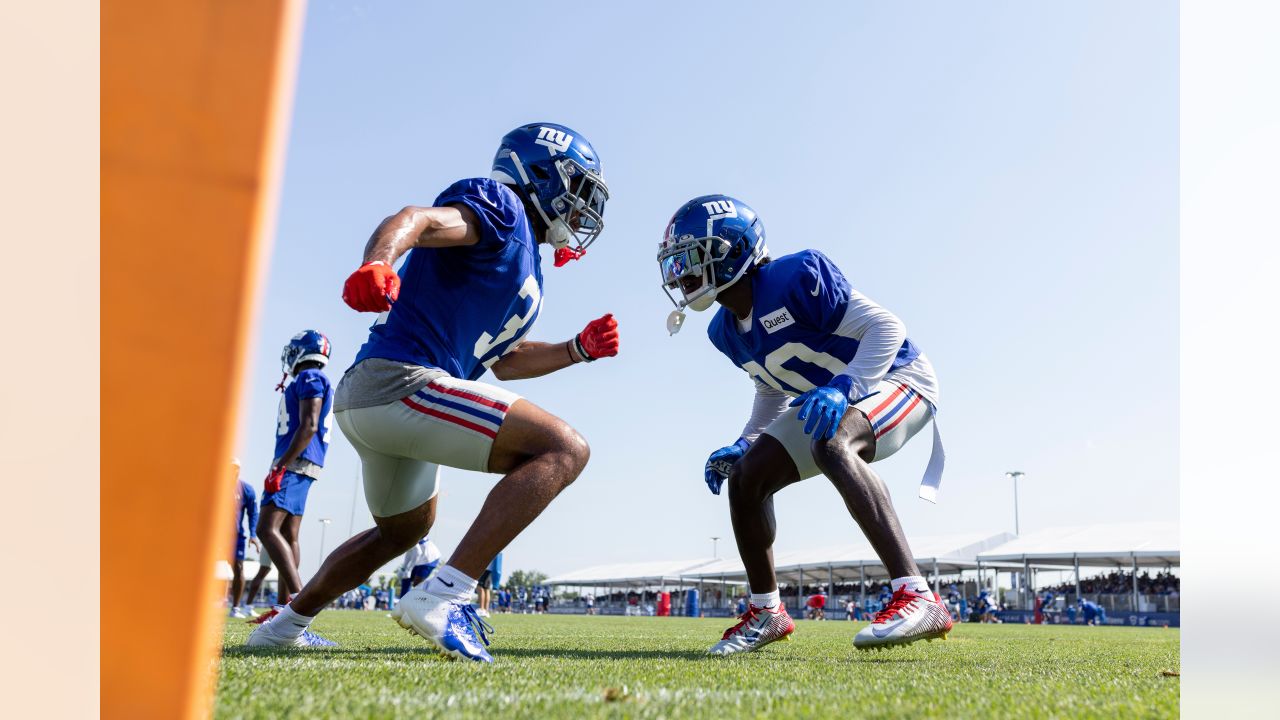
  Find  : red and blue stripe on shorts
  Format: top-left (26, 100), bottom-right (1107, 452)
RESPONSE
top-left (865, 382), bottom-right (923, 439)
top-left (400, 380), bottom-right (509, 439)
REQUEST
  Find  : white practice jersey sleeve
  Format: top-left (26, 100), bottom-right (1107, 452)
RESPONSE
top-left (399, 548), bottom-right (415, 579)
top-left (740, 378), bottom-right (791, 442)
top-left (423, 539), bottom-right (441, 565)
top-left (832, 289), bottom-right (909, 399)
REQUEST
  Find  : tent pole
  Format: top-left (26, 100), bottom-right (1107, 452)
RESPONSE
top-left (1074, 554), bottom-right (1081, 603)
top-left (932, 557), bottom-right (939, 592)
top-left (1132, 553), bottom-right (1139, 614)
top-left (859, 562), bottom-right (865, 615)
top-left (798, 566), bottom-right (804, 610)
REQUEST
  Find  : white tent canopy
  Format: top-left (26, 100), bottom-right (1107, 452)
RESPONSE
top-left (546, 558), bottom-right (721, 586)
top-left (977, 522), bottom-right (1179, 567)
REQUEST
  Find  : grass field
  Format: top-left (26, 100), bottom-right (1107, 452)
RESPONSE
top-left (216, 612), bottom-right (1179, 719)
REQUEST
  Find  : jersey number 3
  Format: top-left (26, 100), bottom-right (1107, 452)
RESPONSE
top-left (473, 275), bottom-right (542, 366)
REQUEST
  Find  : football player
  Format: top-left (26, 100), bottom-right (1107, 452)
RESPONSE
top-left (248, 330), bottom-right (335, 640)
top-left (229, 458), bottom-right (259, 618)
top-left (657, 195), bottom-right (949, 654)
top-left (250, 123), bottom-right (618, 661)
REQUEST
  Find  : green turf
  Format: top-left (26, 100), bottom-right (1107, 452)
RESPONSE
top-left (216, 612), bottom-right (1179, 719)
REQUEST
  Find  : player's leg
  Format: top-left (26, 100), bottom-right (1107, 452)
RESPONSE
top-left (229, 558), bottom-right (245, 617)
top-left (290, 495), bottom-right (437, 617)
top-left (282, 512), bottom-right (304, 579)
top-left (442, 397), bottom-right (588, 578)
top-left (809, 409), bottom-right (919, 580)
top-left (709, 436), bottom-right (801, 655)
top-left (726, 435), bottom-right (802, 594)
top-left (809, 380), bottom-right (951, 649)
top-left (256, 505), bottom-right (301, 598)
top-left (249, 447), bottom-right (438, 648)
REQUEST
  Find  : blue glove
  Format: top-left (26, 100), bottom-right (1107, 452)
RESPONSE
top-left (704, 438), bottom-right (751, 495)
top-left (790, 375), bottom-right (856, 440)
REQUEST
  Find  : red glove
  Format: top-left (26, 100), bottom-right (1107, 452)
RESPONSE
top-left (342, 261), bottom-right (400, 312)
top-left (573, 313), bottom-right (619, 361)
top-left (264, 466), bottom-right (286, 494)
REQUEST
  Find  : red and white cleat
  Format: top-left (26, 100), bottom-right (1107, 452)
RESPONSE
top-left (248, 606), bottom-right (280, 625)
top-left (854, 588), bottom-right (953, 650)
top-left (708, 604), bottom-right (796, 656)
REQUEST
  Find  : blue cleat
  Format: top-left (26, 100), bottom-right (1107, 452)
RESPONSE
top-left (393, 588), bottom-right (495, 663)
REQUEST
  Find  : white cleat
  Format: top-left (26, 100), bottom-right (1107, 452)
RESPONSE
top-left (229, 607), bottom-right (247, 619)
top-left (854, 588), bottom-right (953, 650)
top-left (392, 588), bottom-right (494, 663)
top-left (246, 617), bottom-right (337, 648)
top-left (708, 604), bottom-right (796, 656)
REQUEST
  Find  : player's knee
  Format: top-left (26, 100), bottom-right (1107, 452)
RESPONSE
top-left (547, 426), bottom-right (590, 483)
top-left (727, 456), bottom-right (767, 504)
top-left (809, 434), bottom-right (872, 470)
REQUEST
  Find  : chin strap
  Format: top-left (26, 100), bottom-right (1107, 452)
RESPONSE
top-left (274, 372), bottom-right (288, 392)
top-left (553, 246), bottom-right (586, 267)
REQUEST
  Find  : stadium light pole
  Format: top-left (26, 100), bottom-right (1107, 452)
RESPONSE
top-left (317, 517), bottom-right (332, 569)
top-left (1006, 471), bottom-right (1026, 535)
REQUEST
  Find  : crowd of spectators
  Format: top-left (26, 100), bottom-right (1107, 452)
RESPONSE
top-left (1044, 570), bottom-right (1179, 596)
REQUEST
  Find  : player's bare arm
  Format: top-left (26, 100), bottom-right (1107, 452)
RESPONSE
top-left (272, 396), bottom-right (321, 471)
top-left (343, 204), bottom-right (484, 312)
top-left (364, 204), bottom-right (483, 262)
top-left (491, 314), bottom-right (620, 380)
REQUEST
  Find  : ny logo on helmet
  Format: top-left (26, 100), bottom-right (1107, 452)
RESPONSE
top-left (702, 199), bottom-right (737, 221)
top-left (535, 127), bottom-right (574, 155)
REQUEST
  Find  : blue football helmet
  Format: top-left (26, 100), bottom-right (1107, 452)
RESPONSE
top-left (657, 194), bottom-right (767, 334)
top-left (281, 329), bottom-right (331, 376)
top-left (491, 123), bottom-right (608, 255)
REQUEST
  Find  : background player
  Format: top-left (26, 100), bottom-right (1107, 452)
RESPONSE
top-left (250, 123), bottom-right (619, 661)
top-left (240, 546), bottom-right (273, 618)
top-left (477, 552), bottom-right (502, 618)
top-left (229, 458), bottom-right (259, 618)
top-left (252, 330), bottom-right (335, 626)
top-left (398, 536), bottom-right (442, 600)
top-left (657, 195), bottom-right (949, 654)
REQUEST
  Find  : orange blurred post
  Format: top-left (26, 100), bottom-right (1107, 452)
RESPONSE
top-left (102, 1), bottom-right (305, 718)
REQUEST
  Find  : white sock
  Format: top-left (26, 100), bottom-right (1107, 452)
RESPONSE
top-left (426, 564), bottom-right (478, 603)
top-left (891, 576), bottom-right (932, 595)
top-left (750, 590), bottom-right (781, 609)
top-left (272, 605), bottom-right (314, 639)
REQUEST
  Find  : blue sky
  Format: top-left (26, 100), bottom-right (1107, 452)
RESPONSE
top-left (235, 0), bottom-right (1177, 580)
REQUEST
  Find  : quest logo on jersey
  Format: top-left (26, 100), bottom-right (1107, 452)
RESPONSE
top-left (535, 127), bottom-right (573, 154)
top-left (759, 307), bottom-right (795, 334)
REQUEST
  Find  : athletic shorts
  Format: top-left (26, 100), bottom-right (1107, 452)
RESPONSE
top-left (233, 534), bottom-right (247, 562)
top-left (478, 569), bottom-right (493, 590)
top-left (261, 471), bottom-right (315, 516)
top-left (336, 374), bottom-right (521, 518)
top-left (763, 378), bottom-right (934, 481)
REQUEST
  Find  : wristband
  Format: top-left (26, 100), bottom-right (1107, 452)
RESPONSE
top-left (572, 334), bottom-right (594, 362)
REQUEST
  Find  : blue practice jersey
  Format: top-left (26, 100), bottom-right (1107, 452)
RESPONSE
top-left (353, 178), bottom-right (544, 381)
top-left (707, 250), bottom-right (919, 396)
top-left (274, 367), bottom-right (334, 466)
top-left (235, 479), bottom-right (258, 539)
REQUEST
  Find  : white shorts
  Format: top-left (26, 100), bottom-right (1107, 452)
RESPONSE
top-left (335, 375), bottom-right (521, 518)
top-left (762, 378), bottom-right (934, 481)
